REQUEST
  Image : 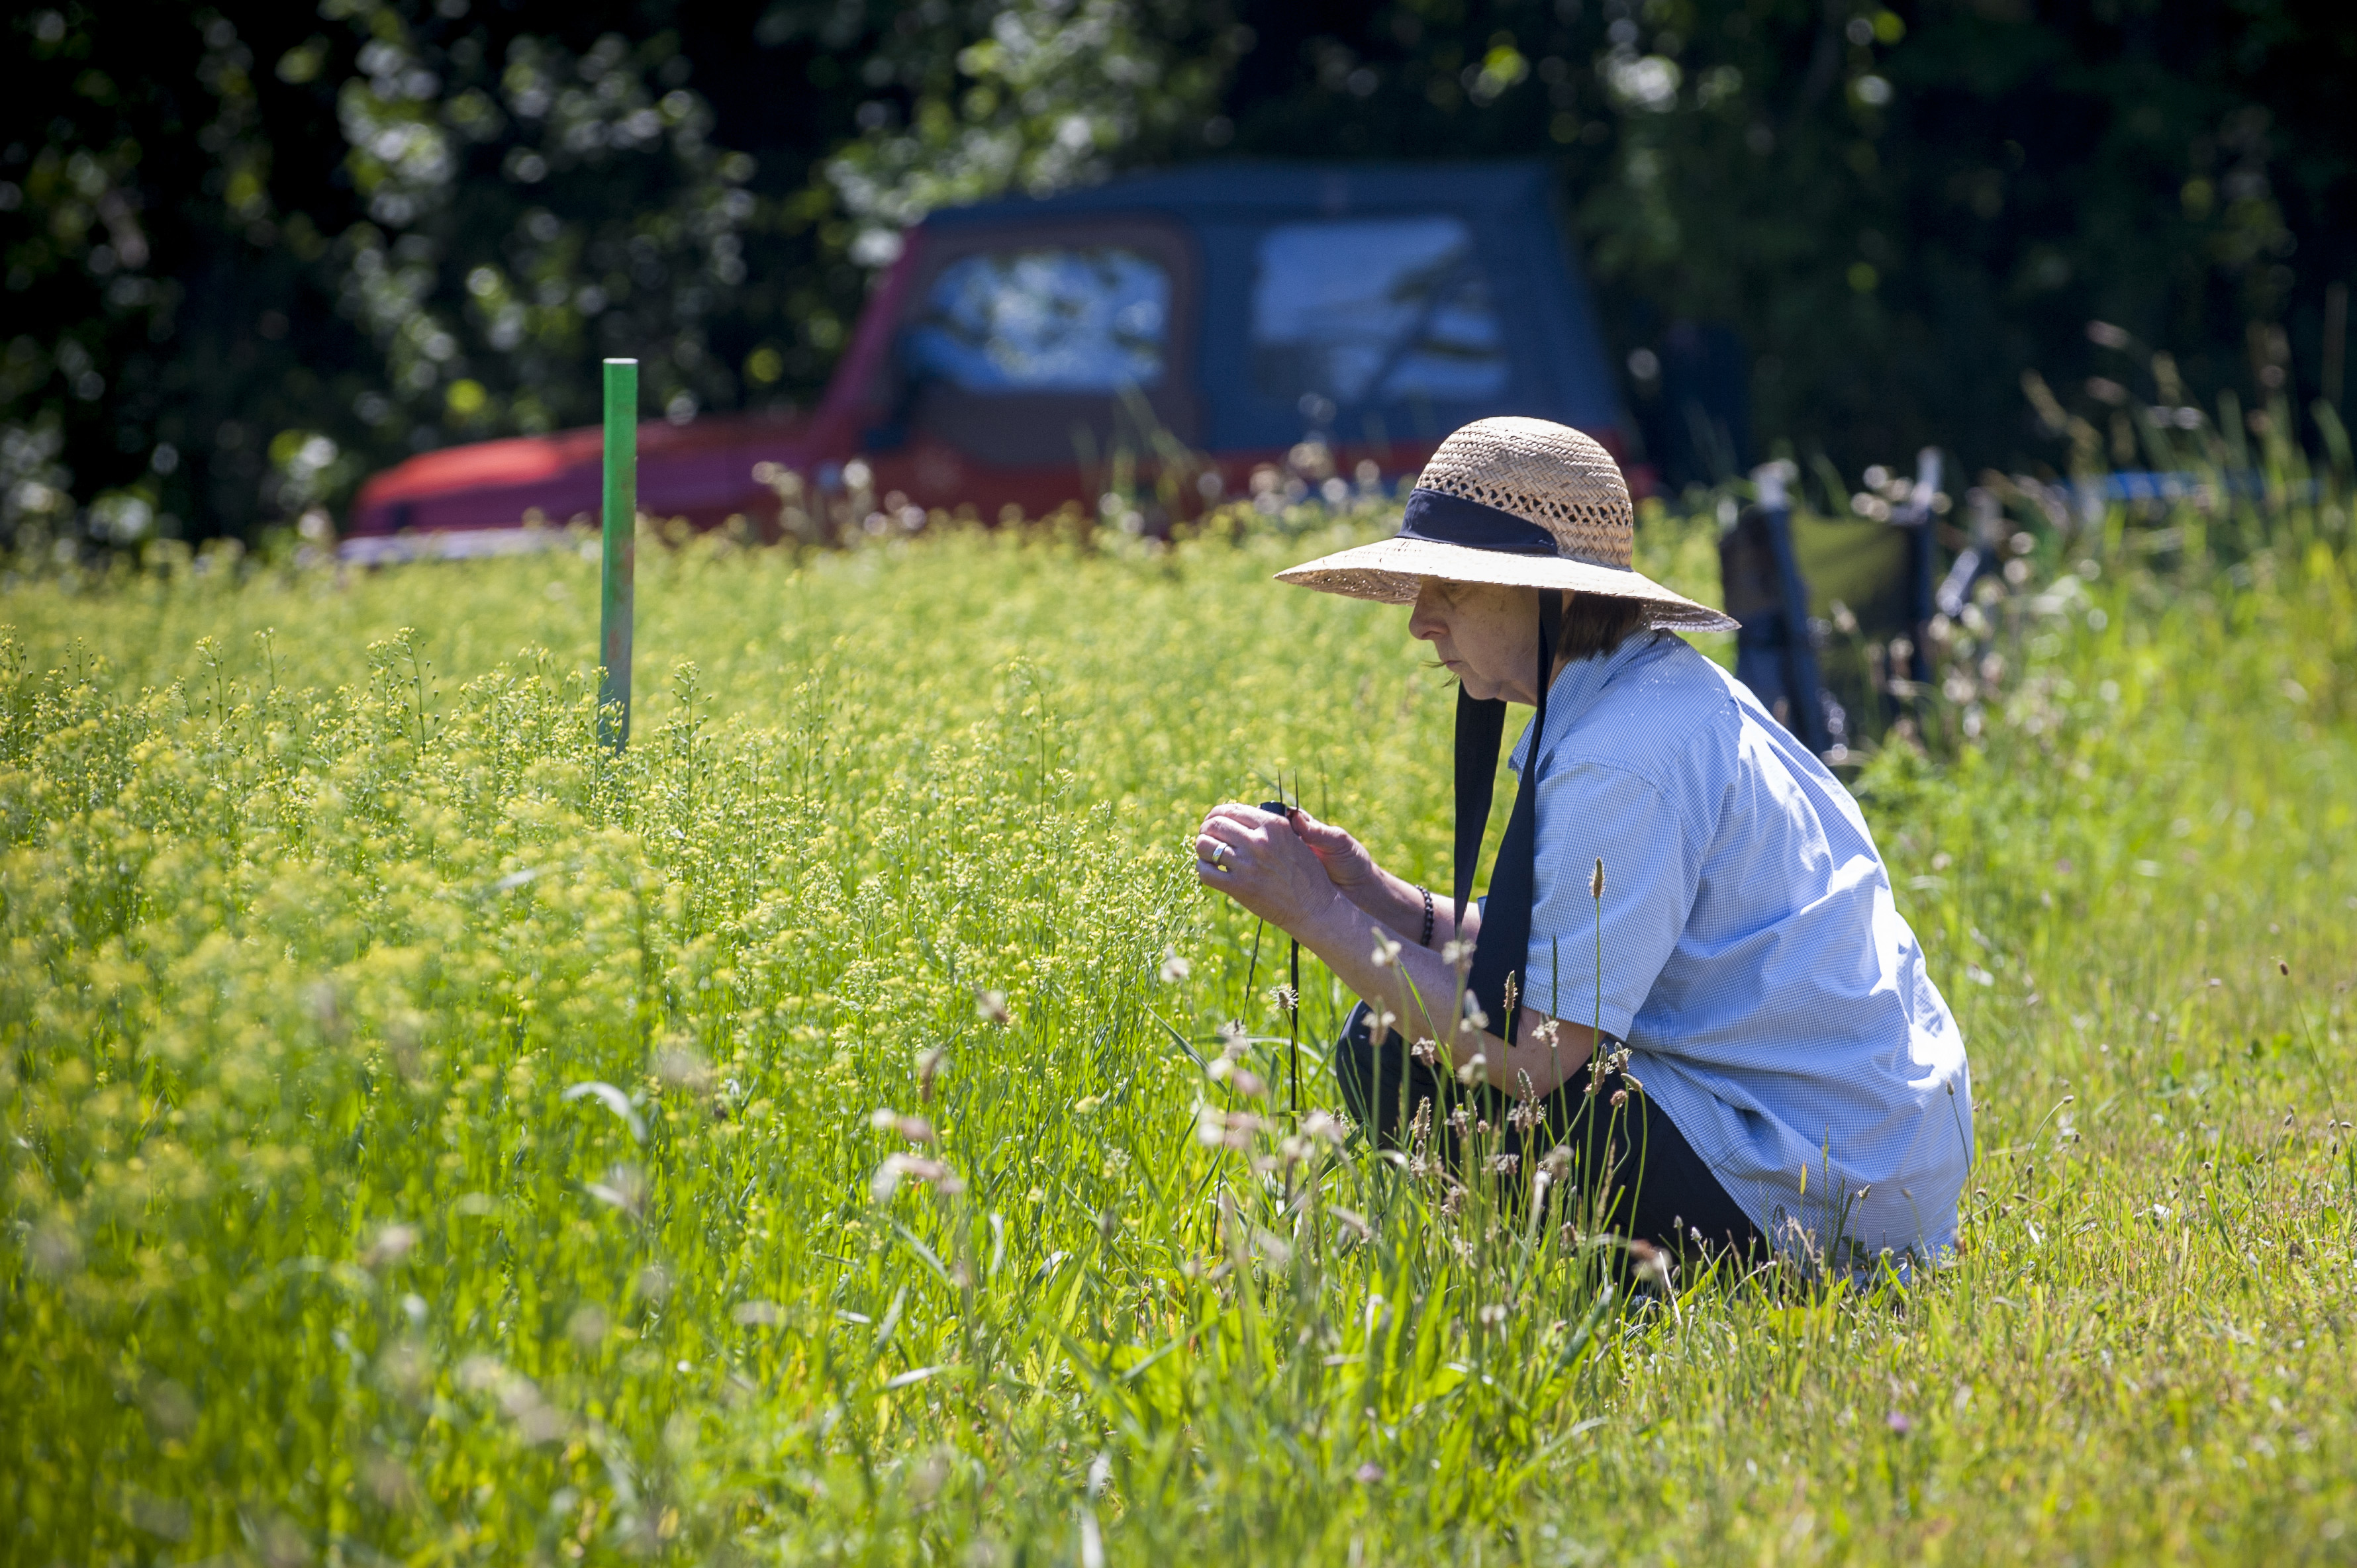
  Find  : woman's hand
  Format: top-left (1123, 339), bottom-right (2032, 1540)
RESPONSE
top-left (1284, 807), bottom-right (1381, 894)
top-left (1194, 804), bottom-right (1345, 933)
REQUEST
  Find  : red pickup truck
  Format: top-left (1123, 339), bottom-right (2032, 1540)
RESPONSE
top-left (343, 161), bottom-right (1643, 559)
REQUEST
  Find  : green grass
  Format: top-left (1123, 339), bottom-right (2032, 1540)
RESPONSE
top-left (2, 502), bottom-right (2353, 1563)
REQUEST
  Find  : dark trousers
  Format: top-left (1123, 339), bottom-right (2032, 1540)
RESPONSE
top-left (1331, 1003), bottom-right (1763, 1260)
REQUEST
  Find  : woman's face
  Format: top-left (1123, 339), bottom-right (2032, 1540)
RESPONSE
top-left (1407, 578), bottom-right (1543, 704)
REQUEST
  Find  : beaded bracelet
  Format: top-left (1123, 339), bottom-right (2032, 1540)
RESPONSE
top-left (1419, 885), bottom-right (1435, 948)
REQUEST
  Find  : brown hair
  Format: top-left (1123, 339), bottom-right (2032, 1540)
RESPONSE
top-left (1553, 590), bottom-right (1647, 664)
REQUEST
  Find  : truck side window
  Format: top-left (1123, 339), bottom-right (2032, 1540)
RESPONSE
top-left (904, 249), bottom-right (1171, 392)
top-left (1249, 216), bottom-right (1510, 409)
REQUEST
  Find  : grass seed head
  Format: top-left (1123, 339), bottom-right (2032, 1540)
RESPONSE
top-left (567, 1304), bottom-right (609, 1348)
top-left (587, 1166), bottom-right (647, 1217)
top-left (868, 1108), bottom-right (937, 1144)
top-left (1196, 1105), bottom-right (1264, 1150)
top-left (1625, 1238), bottom-right (1673, 1291)
top-left (360, 1451), bottom-right (419, 1510)
top-left (654, 1042), bottom-right (713, 1093)
top-left (871, 1152), bottom-right (963, 1201)
top-left (1209, 1057), bottom-right (1267, 1097)
top-left (361, 1222), bottom-right (420, 1270)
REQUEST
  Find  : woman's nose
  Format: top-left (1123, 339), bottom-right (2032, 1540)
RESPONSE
top-left (1406, 589), bottom-right (1445, 641)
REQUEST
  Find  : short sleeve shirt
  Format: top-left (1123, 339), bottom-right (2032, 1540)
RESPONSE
top-left (1509, 630), bottom-right (1972, 1263)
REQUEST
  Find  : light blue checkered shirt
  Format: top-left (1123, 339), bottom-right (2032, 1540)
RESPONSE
top-left (1509, 630), bottom-right (1973, 1263)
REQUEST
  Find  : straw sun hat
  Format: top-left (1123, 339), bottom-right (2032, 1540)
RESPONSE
top-left (1275, 416), bottom-right (1737, 633)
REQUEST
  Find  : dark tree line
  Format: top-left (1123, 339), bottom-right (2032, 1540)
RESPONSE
top-left (5, 0), bottom-right (2351, 545)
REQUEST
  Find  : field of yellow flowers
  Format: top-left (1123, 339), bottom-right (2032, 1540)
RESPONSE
top-left (3, 500), bottom-right (2353, 1563)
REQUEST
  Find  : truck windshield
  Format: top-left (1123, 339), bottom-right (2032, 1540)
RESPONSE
top-left (1249, 216), bottom-right (1509, 409)
top-left (904, 248), bottom-right (1170, 391)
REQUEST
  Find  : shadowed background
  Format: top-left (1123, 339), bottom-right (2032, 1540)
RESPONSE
top-left (5, 0), bottom-right (2352, 545)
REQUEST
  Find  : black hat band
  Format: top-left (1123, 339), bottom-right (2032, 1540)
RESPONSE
top-left (1396, 487), bottom-right (1563, 557)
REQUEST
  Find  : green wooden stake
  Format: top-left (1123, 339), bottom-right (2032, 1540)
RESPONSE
top-left (599, 357), bottom-right (637, 749)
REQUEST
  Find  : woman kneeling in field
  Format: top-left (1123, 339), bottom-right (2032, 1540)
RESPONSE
top-left (1194, 417), bottom-right (1972, 1271)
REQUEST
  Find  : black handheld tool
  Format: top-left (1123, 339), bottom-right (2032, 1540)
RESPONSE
top-left (1259, 800), bottom-right (1304, 1116)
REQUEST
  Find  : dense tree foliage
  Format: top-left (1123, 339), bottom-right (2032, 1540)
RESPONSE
top-left (1212, 1), bottom-right (2354, 484)
top-left (5, 0), bottom-right (2350, 543)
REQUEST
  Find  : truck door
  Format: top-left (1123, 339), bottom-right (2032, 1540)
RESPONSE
top-left (873, 216), bottom-right (1200, 512)
top-left (1245, 212), bottom-right (1514, 439)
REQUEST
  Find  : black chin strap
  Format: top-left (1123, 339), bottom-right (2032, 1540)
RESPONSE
top-left (1449, 690), bottom-right (1506, 930)
top-left (1458, 594), bottom-right (1561, 1035)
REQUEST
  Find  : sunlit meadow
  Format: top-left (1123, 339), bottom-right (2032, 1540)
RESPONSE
top-left (2, 487), bottom-right (2353, 1563)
